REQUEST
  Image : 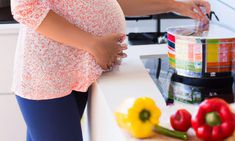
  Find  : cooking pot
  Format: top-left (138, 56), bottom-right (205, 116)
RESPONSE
top-left (167, 22), bottom-right (235, 79)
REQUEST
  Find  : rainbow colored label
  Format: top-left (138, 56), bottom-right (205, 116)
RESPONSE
top-left (206, 39), bottom-right (232, 73)
top-left (167, 33), bottom-right (235, 78)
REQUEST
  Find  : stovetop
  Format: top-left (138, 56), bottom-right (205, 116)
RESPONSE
top-left (141, 55), bottom-right (235, 105)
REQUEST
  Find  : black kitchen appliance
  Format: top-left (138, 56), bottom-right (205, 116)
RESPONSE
top-left (142, 55), bottom-right (235, 105)
top-left (158, 17), bottom-right (235, 105)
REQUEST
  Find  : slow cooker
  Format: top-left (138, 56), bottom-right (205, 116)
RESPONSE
top-left (167, 22), bottom-right (235, 88)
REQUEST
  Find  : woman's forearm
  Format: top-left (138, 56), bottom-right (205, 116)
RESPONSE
top-left (36, 10), bottom-right (97, 53)
top-left (117, 0), bottom-right (175, 16)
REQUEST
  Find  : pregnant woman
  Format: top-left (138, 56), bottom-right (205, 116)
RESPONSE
top-left (11, 0), bottom-right (210, 141)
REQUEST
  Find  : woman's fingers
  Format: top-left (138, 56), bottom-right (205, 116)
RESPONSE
top-left (106, 52), bottom-right (127, 70)
top-left (114, 59), bottom-right (122, 65)
top-left (193, 4), bottom-right (205, 19)
top-left (184, 9), bottom-right (200, 21)
top-left (118, 52), bottom-right (127, 58)
top-left (101, 63), bottom-right (109, 70)
top-left (102, 34), bottom-right (127, 71)
top-left (117, 43), bottom-right (128, 59)
top-left (119, 43), bottom-right (128, 51)
top-left (174, 0), bottom-right (210, 22)
top-left (193, 2), bottom-right (210, 22)
top-left (193, 0), bottom-right (211, 22)
top-left (116, 33), bottom-right (126, 43)
top-left (195, 0), bottom-right (211, 14)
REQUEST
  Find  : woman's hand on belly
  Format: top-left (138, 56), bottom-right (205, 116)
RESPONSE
top-left (88, 33), bottom-right (128, 70)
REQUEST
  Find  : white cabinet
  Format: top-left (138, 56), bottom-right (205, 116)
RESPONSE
top-left (0, 95), bottom-right (26, 141)
top-left (0, 24), bottom-right (25, 140)
top-left (0, 24), bottom-right (19, 94)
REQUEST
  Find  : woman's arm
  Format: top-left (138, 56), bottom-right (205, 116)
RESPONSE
top-left (11, 1), bottom-right (126, 69)
top-left (118, 0), bottom-right (211, 21)
top-left (37, 11), bottom-right (126, 69)
top-left (11, 0), bottom-right (98, 50)
top-left (36, 11), bottom-right (98, 53)
top-left (118, 0), bottom-right (174, 16)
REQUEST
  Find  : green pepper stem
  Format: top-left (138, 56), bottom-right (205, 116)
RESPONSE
top-left (205, 112), bottom-right (221, 126)
top-left (154, 124), bottom-right (188, 140)
top-left (139, 109), bottom-right (151, 122)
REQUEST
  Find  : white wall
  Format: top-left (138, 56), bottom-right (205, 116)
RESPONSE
top-left (210, 0), bottom-right (235, 29)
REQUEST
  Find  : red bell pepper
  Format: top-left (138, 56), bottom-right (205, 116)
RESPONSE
top-left (233, 113), bottom-right (235, 128)
top-left (170, 109), bottom-right (192, 132)
top-left (192, 98), bottom-right (235, 141)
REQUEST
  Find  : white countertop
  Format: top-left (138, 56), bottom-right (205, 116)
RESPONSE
top-left (89, 44), bottom-right (235, 141)
top-left (97, 44), bottom-right (168, 113)
top-left (95, 44), bottom-right (202, 120)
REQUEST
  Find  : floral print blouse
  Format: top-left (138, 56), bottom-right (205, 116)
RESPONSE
top-left (11, 0), bottom-right (126, 100)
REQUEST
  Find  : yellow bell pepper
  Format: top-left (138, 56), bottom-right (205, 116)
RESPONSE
top-left (115, 97), bottom-right (161, 138)
top-left (115, 97), bottom-right (188, 140)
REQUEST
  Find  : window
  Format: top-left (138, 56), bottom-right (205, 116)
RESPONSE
top-left (0, 0), bottom-right (16, 23)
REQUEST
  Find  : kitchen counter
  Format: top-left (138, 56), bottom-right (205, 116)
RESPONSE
top-left (88, 44), bottom-right (235, 141)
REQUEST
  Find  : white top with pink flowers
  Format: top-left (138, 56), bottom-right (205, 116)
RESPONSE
top-left (11, 0), bottom-right (125, 100)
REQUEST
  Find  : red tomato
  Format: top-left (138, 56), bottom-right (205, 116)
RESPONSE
top-left (170, 109), bottom-right (192, 132)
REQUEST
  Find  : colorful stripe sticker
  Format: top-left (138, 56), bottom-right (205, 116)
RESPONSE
top-left (167, 33), bottom-right (175, 43)
top-left (173, 39), bottom-right (203, 77)
top-left (206, 39), bottom-right (232, 73)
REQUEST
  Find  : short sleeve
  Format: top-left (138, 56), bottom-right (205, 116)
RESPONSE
top-left (11, 0), bottom-right (51, 30)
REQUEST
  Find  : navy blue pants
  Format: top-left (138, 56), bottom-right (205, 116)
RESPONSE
top-left (16, 90), bottom-right (89, 141)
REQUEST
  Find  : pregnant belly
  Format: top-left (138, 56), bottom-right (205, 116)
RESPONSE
top-left (52, 0), bottom-right (126, 36)
top-left (20, 0), bottom-right (126, 74)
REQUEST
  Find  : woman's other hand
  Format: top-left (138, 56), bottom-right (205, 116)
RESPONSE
top-left (89, 33), bottom-right (127, 70)
top-left (172, 0), bottom-right (211, 23)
